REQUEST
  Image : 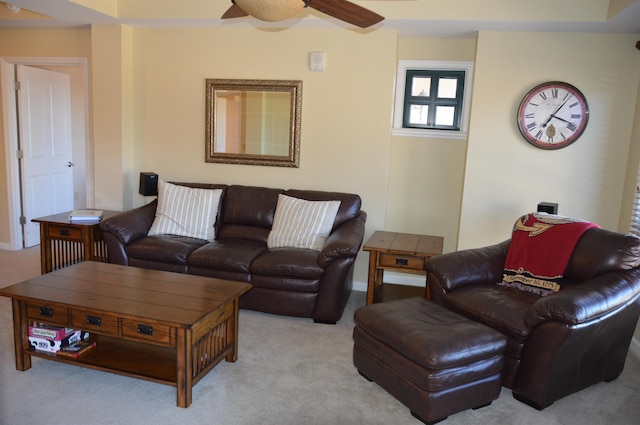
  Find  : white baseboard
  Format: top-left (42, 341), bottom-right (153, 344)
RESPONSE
top-left (0, 242), bottom-right (16, 250)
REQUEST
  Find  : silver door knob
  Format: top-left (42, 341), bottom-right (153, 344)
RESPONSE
top-left (66, 161), bottom-right (74, 167)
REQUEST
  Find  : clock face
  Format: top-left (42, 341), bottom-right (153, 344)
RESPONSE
top-left (517, 81), bottom-right (589, 150)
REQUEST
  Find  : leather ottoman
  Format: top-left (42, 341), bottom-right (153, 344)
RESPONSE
top-left (353, 297), bottom-right (507, 424)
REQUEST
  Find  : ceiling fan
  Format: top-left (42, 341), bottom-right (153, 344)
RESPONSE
top-left (221, 0), bottom-right (384, 28)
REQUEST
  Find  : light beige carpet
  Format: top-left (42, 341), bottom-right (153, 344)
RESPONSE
top-left (1, 248), bottom-right (639, 425)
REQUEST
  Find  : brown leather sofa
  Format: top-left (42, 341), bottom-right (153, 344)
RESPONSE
top-left (99, 183), bottom-right (367, 324)
top-left (425, 227), bottom-right (640, 409)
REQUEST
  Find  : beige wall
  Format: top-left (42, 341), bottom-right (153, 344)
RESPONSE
top-left (127, 27), bottom-right (397, 284)
top-left (0, 28), bottom-right (91, 246)
top-left (388, 37), bottom-right (476, 255)
top-left (459, 31), bottom-right (640, 249)
top-left (91, 24), bottom-right (135, 211)
top-left (1, 27), bottom-right (640, 291)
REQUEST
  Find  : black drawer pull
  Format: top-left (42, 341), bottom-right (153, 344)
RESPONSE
top-left (59, 229), bottom-right (70, 236)
top-left (39, 307), bottom-right (54, 317)
top-left (86, 315), bottom-right (102, 326)
top-left (137, 325), bottom-right (153, 336)
top-left (395, 258), bottom-right (409, 266)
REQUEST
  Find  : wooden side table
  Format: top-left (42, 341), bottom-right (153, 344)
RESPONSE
top-left (32, 210), bottom-right (120, 274)
top-left (363, 231), bottom-right (444, 305)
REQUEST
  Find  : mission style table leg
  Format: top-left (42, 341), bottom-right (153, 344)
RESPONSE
top-left (176, 328), bottom-right (193, 408)
top-left (11, 299), bottom-right (31, 371)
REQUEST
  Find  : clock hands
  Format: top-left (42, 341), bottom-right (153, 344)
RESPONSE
top-left (549, 114), bottom-right (571, 125)
top-left (541, 98), bottom-right (569, 127)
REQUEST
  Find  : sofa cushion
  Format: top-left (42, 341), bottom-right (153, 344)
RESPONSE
top-left (251, 248), bottom-right (325, 280)
top-left (125, 234), bottom-right (208, 265)
top-left (267, 194), bottom-right (340, 250)
top-left (148, 181), bottom-right (222, 241)
top-left (443, 285), bottom-right (537, 343)
top-left (187, 240), bottom-right (267, 273)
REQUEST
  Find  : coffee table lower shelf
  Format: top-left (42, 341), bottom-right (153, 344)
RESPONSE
top-left (27, 332), bottom-right (234, 397)
top-left (30, 335), bottom-right (183, 385)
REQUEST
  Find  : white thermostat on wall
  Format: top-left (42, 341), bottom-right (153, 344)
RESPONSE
top-left (309, 52), bottom-right (326, 72)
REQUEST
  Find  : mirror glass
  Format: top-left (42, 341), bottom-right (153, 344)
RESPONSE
top-left (205, 79), bottom-right (302, 167)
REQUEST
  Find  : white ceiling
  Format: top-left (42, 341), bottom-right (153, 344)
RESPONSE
top-left (1, 0), bottom-right (640, 38)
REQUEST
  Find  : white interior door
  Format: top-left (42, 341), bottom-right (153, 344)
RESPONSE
top-left (17, 65), bottom-right (74, 247)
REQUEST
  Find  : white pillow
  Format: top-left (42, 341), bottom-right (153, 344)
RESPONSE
top-left (148, 181), bottom-right (222, 242)
top-left (267, 194), bottom-right (341, 250)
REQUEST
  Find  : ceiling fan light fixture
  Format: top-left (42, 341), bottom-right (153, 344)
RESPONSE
top-left (6, 3), bottom-right (21, 13)
top-left (234, 0), bottom-right (305, 22)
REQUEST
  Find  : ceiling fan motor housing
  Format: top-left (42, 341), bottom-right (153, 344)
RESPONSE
top-left (234, 0), bottom-right (306, 22)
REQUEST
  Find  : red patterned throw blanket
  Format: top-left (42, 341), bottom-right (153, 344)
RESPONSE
top-left (499, 213), bottom-right (599, 296)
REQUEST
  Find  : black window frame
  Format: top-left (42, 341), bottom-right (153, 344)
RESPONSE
top-left (402, 70), bottom-right (466, 131)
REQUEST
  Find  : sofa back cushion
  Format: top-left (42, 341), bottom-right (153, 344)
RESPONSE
top-left (564, 228), bottom-right (640, 282)
top-left (217, 185), bottom-right (284, 243)
top-left (148, 181), bottom-right (224, 241)
top-left (283, 189), bottom-right (361, 231)
top-left (267, 194), bottom-right (341, 250)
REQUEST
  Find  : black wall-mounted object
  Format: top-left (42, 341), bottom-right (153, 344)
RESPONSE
top-left (537, 202), bottom-right (558, 215)
top-left (139, 172), bottom-right (158, 196)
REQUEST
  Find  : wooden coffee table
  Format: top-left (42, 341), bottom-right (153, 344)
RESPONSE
top-left (0, 261), bottom-right (251, 408)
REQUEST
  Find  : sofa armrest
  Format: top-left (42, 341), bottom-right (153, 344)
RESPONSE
top-left (318, 211), bottom-right (367, 267)
top-left (99, 200), bottom-right (157, 246)
top-left (526, 268), bottom-right (640, 327)
top-left (426, 240), bottom-right (510, 293)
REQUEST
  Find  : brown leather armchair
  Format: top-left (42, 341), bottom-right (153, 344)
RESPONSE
top-left (425, 226), bottom-right (640, 409)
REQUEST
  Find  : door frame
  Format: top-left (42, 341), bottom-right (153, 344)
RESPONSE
top-left (1, 56), bottom-right (93, 250)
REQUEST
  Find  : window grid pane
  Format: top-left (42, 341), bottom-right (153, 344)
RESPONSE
top-left (437, 78), bottom-right (458, 99)
top-left (411, 77), bottom-right (431, 97)
top-left (409, 104), bottom-right (429, 125)
top-left (435, 106), bottom-right (455, 126)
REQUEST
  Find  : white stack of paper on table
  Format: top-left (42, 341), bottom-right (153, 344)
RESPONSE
top-left (69, 210), bottom-right (103, 222)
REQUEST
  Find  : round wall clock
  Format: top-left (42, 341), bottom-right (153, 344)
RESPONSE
top-left (516, 81), bottom-right (589, 150)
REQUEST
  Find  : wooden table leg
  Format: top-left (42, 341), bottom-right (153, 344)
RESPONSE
top-left (175, 328), bottom-right (193, 408)
top-left (11, 299), bottom-right (31, 371)
top-left (366, 252), bottom-right (377, 305)
top-left (374, 268), bottom-right (384, 302)
top-left (227, 300), bottom-right (240, 362)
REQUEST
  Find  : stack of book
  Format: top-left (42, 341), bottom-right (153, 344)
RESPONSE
top-left (28, 324), bottom-right (95, 358)
top-left (69, 209), bottom-right (103, 222)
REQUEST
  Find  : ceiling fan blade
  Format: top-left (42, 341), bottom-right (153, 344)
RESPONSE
top-left (222, 3), bottom-right (249, 19)
top-left (308, 0), bottom-right (384, 28)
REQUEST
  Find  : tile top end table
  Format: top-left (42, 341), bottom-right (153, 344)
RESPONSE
top-left (363, 231), bottom-right (444, 305)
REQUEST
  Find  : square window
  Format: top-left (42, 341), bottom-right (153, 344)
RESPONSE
top-left (393, 60), bottom-right (473, 139)
top-left (402, 69), bottom-right (465, 131)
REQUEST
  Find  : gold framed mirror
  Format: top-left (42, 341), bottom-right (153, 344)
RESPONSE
top-left (205, 79), bottom-right (302, 167)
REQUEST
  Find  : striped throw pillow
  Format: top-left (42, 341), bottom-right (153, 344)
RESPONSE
top-left (148, 181), bottom-right (222, 241)
top-left (267, 194), bottom-right (341, 250)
